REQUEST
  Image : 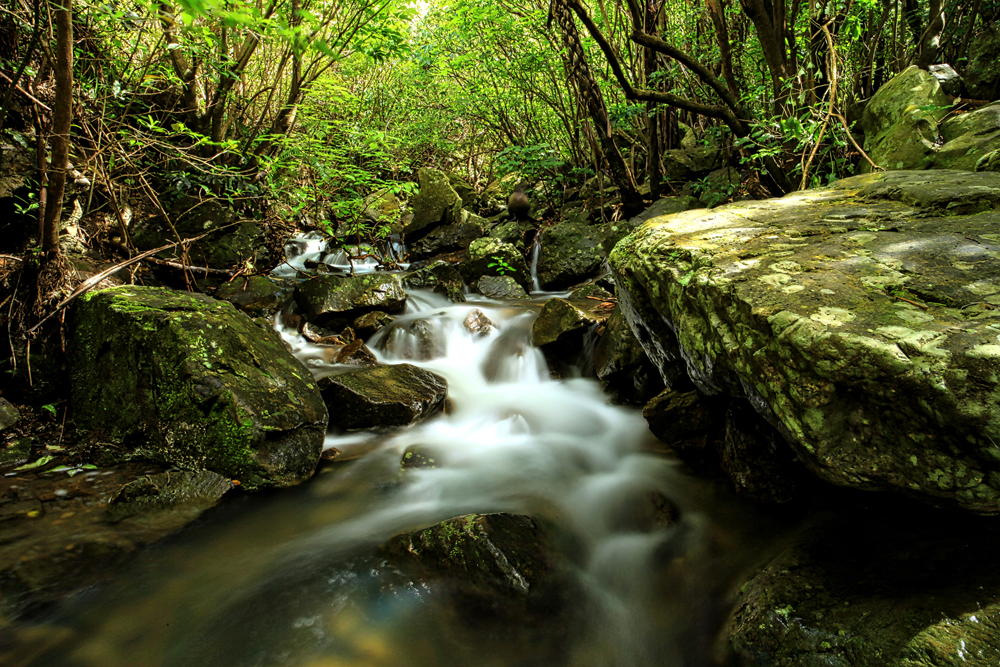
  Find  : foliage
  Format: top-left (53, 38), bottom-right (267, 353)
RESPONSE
top-left (488, 255), bottom-right (515, 276)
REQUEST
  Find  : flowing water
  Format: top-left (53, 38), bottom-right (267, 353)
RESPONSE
top-left (24, 251), bottom-right (780, 667)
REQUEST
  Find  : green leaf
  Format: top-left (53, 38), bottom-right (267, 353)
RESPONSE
top-left (14, 456), bottom-right (55, 472)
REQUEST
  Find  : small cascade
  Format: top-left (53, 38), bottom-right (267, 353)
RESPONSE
top-left (272, 232), bottom-right (408, 278)
top-left (529, 234), bottom-right (542, 293)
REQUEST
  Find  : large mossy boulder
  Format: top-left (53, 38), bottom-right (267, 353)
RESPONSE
top-left (404, 167), bottom-right (464, 241)
top-left (860, 66), bottom-right (951, 172)
top-left (70, 286), bottom-right (328, 489)
top-left (610, 170), bottom-right (1000, 513)
top-left (294, 273), bottom-right (406, 329)
top-left (535, 221), bottom-right (603, 290)
top-left (460, 237), bottom-right (531, 290)
top-left (318, 363), bottom-right (447, 429)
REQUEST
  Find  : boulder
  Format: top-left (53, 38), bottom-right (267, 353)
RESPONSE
top-left (0, 398), bottom-right (19, 432)
top-left (928, 63), bottom-right (963, 97)
top-left (403, 260), bottom-right (466, 302)
top-left (934, 101), bottom-right (1000, 170)
top-left (409, 216), bottom-right (484, 261)
top-left (661, 146), bottom-right (725, 182)
top-left (319, 363), bottom-right (447, 429)
top-left (380, 513), bottom-right (553, 604)
top-left (404, 167), bottom-right (464, 241)
top-left (609, 170), bottom-right (1000, 513)
top-left (293, 273), bottom-right (406, 329)
top-left (361, 189), bottom-right (405, 234)
top-left (860, 66), bottom-right (951, 172)
top-left (728, 504), bottom-right (1000, 666)
top-left (532, 298), bottom-right (597, 347)
top-left (535, 222), bottom-right (604, 290)
top-left (965, 25), bottom-right (1000, 101)
top-left (351, 311), bottom-right (395, 339)
top-left (215, 275), bottom-right (283, 317)
top-left (460, 237), bottom-right (531, 291)
top-left (594, 306), bottom-right (664, 405)
top-left (70, 286), bottom-right (327, 489)
top-left (476, 275), bottom-right (528, 300)
top-left (447, 173), bottom-right (479, 209)
top-left (131, 196), bottom-right (267, 270)
top-left (488, 219), bottom-right (535, 254)
top-left (107, 470), bottom-right (234, 523)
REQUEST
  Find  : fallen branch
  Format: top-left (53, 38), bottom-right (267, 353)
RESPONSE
top-left (27, 229), bottom-right (218, 334)
top-left (0, 70), bottom-right (52, 111)
top-left (143, 256), bottom-right (235, 277)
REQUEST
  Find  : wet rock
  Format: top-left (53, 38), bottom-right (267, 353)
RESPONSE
top-left (404, 167), bottom-right (464, 241)
top-left (721, 400), bottom-right (808, 504)
top-left (0, 398), bottom-right (19, 431)
top-left (535, 222), bottom-right (604, 290)
top-left (399, 445), bottom-right (441, 470)
top-left (610, 169), bottom-right (1000, 513)
top-left (107, 470), bottom-right (234, 522)
top-left (351, 311), bottom-right (395, 339)
top-left (728, 504), bottom-right (1000, 667)
top-left (215, 275), bottom-right (283, 317)
top-left (319, 363), bottom-right (447, 429)
top-left (488, 219), bottom-right (534, 254)
top-left (476, 275), bottom-right (527, 300)
top-left (464, 309), bottom-right (495, 337)
top-left (380, 513), bottom-right (554, 608)
top-left (403, 260), bottom-right (466, 302)
top-left (382, 319), bottom-right (447, 361)
top-left (409, 217), bottom-right (485, 261)
top-left (965, 25), bottom-right (1000, 100)
top-left (294, 273), bottom-right (406, 329)
top-left (570, 283), bottom-right (613, 301)
top-left (531, 298), bottom-right (597, 347)
top-left (70, 286), bottom-right (328, 490)
top-left (331, 338), bottom-right (378, 366)
top-left (460, 237), bottom-right (531, 291)
top-left (595, 307), bottom-right (664, 405)
top-left (643, 389), bottom-right (725, 463)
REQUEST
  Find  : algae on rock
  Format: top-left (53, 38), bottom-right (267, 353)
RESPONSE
top-left (71, 286), bottom-right (328, 490)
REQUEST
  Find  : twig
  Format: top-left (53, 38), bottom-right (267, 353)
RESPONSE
top-left (0, 70), bottom-right (51, 111)
top-left (890, 294), bottom-right (929, 310)
top-left (143, 256), bottom-right (235, 277)
top-left (0, 254), bottom-right (24, 262)
top-left (26, 228), bottom-right (222, 334)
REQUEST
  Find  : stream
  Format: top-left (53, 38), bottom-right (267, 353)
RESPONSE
top-left (24, 245), bottom-right (780, 667)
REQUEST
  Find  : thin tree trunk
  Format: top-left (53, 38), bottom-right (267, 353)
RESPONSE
top-left (42, 0), bottom-right (72, 257)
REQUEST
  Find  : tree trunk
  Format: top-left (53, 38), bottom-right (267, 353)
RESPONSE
top-left (41, 0), bottom-right (72, 258)
top-left (550, 0), bottom-right (644, 215)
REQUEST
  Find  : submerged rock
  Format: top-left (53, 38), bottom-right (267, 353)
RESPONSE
top-left (107, 470), bottom-right (234, 523)
top-left (610, 170), bottom-right (1000, 513)
top-left (294, 273), bottom-right (406, 329)
top-left (70, 286), bottom-right (328, 490)
top-left (319, 363), bottom-right (447, 429)
top-left (380, 513), bottom-right (554, 607)
top-left (464, 309), bottom-right (495, 337)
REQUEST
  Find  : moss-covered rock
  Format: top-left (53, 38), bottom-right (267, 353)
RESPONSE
top-left (380, 513), bottom-right (553, 603)
top-left (531, 298), bottom-right (597, 348)
top-left (70, 286), bottom-right (327, 490)
top-left (293, 273), bottom-right (406, 329)
top-left (107, 470), bottom-right (234, 522)
top-left (403, 260), bottom-right (466, 302)
top-left (661, 146), bottom-right (726, 182)
top-left (319, 363), bottom-right (447, 429)
top-left (404, 167), bottom-right (464, 241)
top-left (476, 275), bottom-right (527, 300)
top-left (535, 221), bottom-right (603, 290)
top-left (610, 169), bottom-right (1000, 513)
top-left (409, 216), bottom-right (485, 261)
top-left (460, 237), bottom-right (531, 290)
top-left (599, 195), bottom-right (704, 257)
top-left (728, 505), bottom-right (1000, 666)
